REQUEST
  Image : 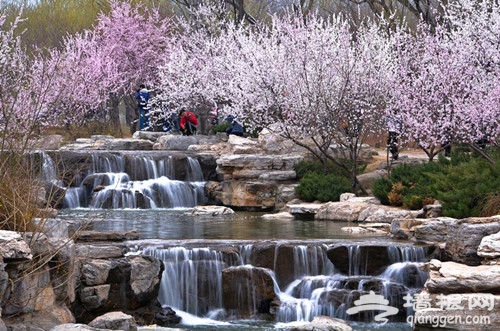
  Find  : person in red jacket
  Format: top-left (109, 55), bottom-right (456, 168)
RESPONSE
top-left (179, 109), bottom-right (198, 135)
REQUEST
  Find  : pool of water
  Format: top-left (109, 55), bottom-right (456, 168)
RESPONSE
top-left (57, 208), bottom-right (386, 240)
top-left (57, 208), bottom-right (414, 331)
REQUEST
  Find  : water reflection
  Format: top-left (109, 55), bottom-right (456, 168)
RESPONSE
top-left (57, 209), bottom-right (384, 240)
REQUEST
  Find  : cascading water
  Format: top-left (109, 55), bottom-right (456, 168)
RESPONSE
top-left (143, 246), bottom-right (226, 316)
top-left (57, 153), bottom-right (207, 209)
top-left (136, 242), bottom-right (427, 328)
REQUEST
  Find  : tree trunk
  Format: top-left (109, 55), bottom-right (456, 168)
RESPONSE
top-left (107, 95), bottom-right (122, 136)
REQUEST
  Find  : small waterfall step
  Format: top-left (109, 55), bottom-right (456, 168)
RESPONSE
top-left (36, 151), bottom-right (209, 209)
top-left (135, 240), bottom-right (431, 325)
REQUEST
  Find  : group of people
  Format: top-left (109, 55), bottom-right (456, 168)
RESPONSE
top-left (135, 84), bottom-right (244, 137)
top-left (135, 85), bottom-right (198, 135)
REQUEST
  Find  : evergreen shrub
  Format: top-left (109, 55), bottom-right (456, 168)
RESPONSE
top-left (372, 147), bottom-right (500, 218)
top-left (295, 173), bottom-right (351, 202)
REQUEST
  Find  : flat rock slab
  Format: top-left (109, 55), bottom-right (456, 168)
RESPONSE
top-left (76, 230), bottom-right (140, 242)
top-left (426, 259), bottom-right (500, 294)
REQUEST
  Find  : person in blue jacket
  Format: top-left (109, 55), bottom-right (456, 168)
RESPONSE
top-left (135, 84), bottom-right (150, 131)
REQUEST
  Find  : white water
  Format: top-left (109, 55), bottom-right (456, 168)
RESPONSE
top-left (56, 153), bottom-right (206, 209)
top-left (139, 243), bottom-right (427, 328)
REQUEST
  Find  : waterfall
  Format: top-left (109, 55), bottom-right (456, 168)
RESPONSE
top-left (293, 245), bottom-right (334, 278)
top-left (60, 153), bottom-right (206, 209)
top-left (136, 242), bottom-right (428, 326)
top-left (143, 246), bottom-right (226, 316)
top-left (39, 151), bottom-right (58, 182)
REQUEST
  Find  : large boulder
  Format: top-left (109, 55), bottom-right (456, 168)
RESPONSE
top-left (425, 259), bottom-right (500, 294)
top-left (220, 181), bottom-right (277, 210)
top-left (445, 216), bottom-right (500, 265)
top-left (326, 245), bottom-right (390, 275)
top-left (222, 266), bottom-right (278, 318)
top-left (88, 311), bottom-right (137, 331)
top-left (187, 205), bottom-right (235, 216)
top-left (478, 231), bottom-right (500, 260)
top-left (0, 230), bottom-right (32, 261)
top-left (81, 259), bottom-right (114, 286)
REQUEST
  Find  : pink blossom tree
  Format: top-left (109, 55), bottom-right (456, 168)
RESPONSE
top-left (155, 8), bottom-right (395, 191)
top-left (389, 1), bottom-right (500, 162)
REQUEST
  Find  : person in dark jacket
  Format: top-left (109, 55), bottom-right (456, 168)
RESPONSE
top-left (225, 115), bottom-right (244, 137)
top-left (135, 84), bottom-right (150, 131)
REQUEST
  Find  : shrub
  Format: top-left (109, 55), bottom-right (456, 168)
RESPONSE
top-left (480, 193), bottom-right (500, 217)
top-left (372, 178), bottom-right (392, 205)
top-left (210, 121), bottom-right (232, 134)
top-left (388, 182), bottom-right (404, 206)
top-left (295, 173), bottom-right (352, 202)
top-left (373, 147), bottom-right (500, 218)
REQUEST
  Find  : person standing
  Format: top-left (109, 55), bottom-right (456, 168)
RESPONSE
top-left (135, 84), bottom-right (150, 131)
top-left (179, 109), bottom-right (198, 135)
top-left (386, 115), bottom-right (401, 160)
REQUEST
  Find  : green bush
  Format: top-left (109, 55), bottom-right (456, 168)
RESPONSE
top-left (372, 147), bottom-right (500, 218)
top-left (209, 122), bottom-right (231, 134)
top-left (295, 173), bottom-right (352, 202)
top-left (294, 159), bottom-right (360, 179)
top-left (372, 178), bottom-right (392, 205)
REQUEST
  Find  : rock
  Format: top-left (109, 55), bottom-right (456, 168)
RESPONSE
top-left (284, 203), bottom-right (324, 216)
top-left (222, 266), bottom-right (278, 318)
top-left (102, 138), bottom-right (154, 151)
top-left (425, 260), bottom-right (500, 294)
top-left (81, 259), bottom-right (114, 286)
top-left (341, 223), bottom-right (390, 235)
top-left (32, 134), bottom-right (65, 150)
top-left (51, 324), bottom-right (112, 331)
top-left (22, 232), bottom-right (51, 256)
top-left (88, 311), bottom-right (137, 331)
top-left (4, 305), bottom-right (75, 331)
top-left (290, 315), bottom-right (352, 331)
top-left (79, 285), bottom-right (111, 309)
top-left (153, 135), bottom-right (197, 150)
top-left (221, 181), bottom-right (276, 210)
top-left (154, 307), bottom-right (181, 326)
top-left (44, 181), bottom-right (67, 209)
top-left (413, 290), bottom-right (500, 330)
top-left (339, 193), bottom-right (356, 202)
top-left (131, 131), bottom-right (166, 142)
top-left (187, 205), bottom-right (235, 216)
top-left (61, 138), bottom-right (153, 151)
top-left (128, 255), bottom-right (162, 307)
top-left (217, 154), bottom-right (302, 173)
top-left (423, 202), bottom-right (442, 218)
top-left (275, 184), bottom-right (298, 209)
top-left (341, 227), bottom-right (376, 235)
top-left (356, 169), bottom-right (387, 192)
top-left (315, 201), bottom-right (371, 221)
top-left (204, 181), bottom-right (223, 204)
top-left (76, 244), bottom-right (124, 259)
top-left (261, 212), bottom-right (295, 220)
top-left (258, 170), bottom-right (296, 181)
top-left (358, 205), bottom-right (416, 223)
top-left (77, 230), bottom-right (140, 242)
top-left (2, 264), bottom-right (52, 315)
top-left (327, 245), bottom-right (390, 275)
top-left (445, 216), bottom-right (500, 265)
top-left (412, 217), bottom-right (458, 244)
top-left (0, 230), bottom-right (32, 261)
top-left (478, 231), bottom-right (500, 259)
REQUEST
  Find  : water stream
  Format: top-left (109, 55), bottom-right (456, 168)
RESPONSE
top-left (39, 150), bottom-right (427, 330)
